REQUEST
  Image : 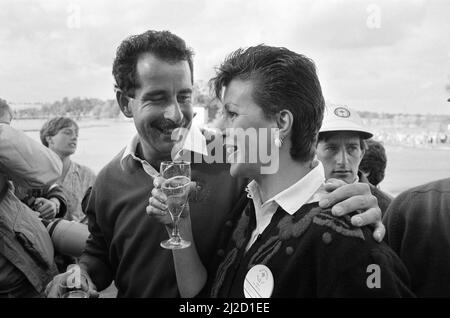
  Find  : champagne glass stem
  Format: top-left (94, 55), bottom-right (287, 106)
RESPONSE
top-left (171, 215), bottom-right (181, 243)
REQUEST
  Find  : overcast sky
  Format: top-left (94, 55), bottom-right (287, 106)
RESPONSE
top-left (1, 0), bottom-right (449, 114)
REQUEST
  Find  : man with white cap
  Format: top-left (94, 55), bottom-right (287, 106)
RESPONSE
top-left (316, 105), bottom-right (392, 215)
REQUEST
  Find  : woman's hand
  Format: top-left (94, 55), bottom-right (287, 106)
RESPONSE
top-left (146, 176), bottom-right (207, 297)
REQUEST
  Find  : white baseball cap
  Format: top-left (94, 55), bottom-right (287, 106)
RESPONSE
top-left (319, 105), bottom-right (373, 139)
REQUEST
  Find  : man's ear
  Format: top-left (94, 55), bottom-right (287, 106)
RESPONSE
top-left (276, 109), bottom-right (294, 140)
top-left (116, 89), bottom-right (133, 118)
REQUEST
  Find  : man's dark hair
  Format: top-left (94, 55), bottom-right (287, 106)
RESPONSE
top-left (211, 45), bottom-right (325, 162)
top-left (112, 30), bottom-right (194, 97)
top-left (317, 131), bottom-right (368, 151)
top-left (0, 98), bottom-right (12, 123)
top-left (40, 117), bottom-right (79, 147)
top-left (359, 139), bottom-right (387, 186)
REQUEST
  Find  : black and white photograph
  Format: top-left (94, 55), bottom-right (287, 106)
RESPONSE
top-left (0, 0), bottom-right (449, 306)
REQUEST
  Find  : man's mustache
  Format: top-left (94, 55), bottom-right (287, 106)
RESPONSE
top-left (152, 117), bottom-right (190, 131)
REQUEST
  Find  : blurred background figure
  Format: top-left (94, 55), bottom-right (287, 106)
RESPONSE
top-left (3, 103), bottom-right (68, 222)
top-left (0, 98), bottom-right (13, 124)
top-left (383, 178), bottom-right (450, 297)
top-left (316, 105), bottom-right (392, 215)
top-left (1, 98), bottom-right (61, 297)
top-left (40, 117), bottom-right (96, 224)
top-left (40, 117), bottom-right (96, 272)
top-left (1, 99), bottom-right (67, 222)
top-left (359, 138), bottom-right (388, 187)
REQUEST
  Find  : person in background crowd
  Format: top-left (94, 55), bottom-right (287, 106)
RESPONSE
top-left (40, 117), bottom-right (96, 224)
top-left (2, 105), bottom-right (68, 222)
top-left (46, 30), bottom-right (386, 298)
top-left (316, 105), bottom-right (392, 215)
top-left (0, 98), bottom-right (61, 297)
top-left (1, 100), bottom-right (67, 221)
top-left (0, 99), bottom-right (13, 124)
top-left (383, 178), bottom-right (450, 297)
top-left (359, 139), bottom-right (388, 187)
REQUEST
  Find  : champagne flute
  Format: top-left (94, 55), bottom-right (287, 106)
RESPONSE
top-left (58, 265), bottom-right (89, 298)
top-left (159, 161), bottom-right (191, 249)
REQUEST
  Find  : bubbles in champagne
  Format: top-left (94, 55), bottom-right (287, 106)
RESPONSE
top-left (162, 176), bottom-right (190, 217)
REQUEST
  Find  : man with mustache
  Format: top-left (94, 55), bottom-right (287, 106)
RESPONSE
top-left (316, 105), bottom-right (393, 215)
top-left (46, 30), bottom-right (387, 298)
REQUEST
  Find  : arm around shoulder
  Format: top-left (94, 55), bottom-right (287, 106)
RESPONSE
top-left (171, 206), bottom-right (207, 298)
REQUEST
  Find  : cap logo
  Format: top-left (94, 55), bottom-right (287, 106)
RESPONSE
top-left (334, 107), bottom-right (351, 118)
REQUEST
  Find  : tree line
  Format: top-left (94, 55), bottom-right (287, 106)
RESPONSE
top-left (13, 97), bottom-right (121, 119)
top-left (13, 83), bottom-right (218, 121)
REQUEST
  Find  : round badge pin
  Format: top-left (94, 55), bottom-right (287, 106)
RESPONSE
top-left (243, 264), bottom-right (274, 298)
top-left (334, 107), bottom-right (351, 118)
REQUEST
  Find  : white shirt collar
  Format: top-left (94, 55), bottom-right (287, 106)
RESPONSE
top-left (246, 160), bottom-right (326, 215)
top-left (244, 160), bottom-right (326, 252)
top-left (120, 124), bottom-right (208, 178)
top-left (120, 134), bottom-right (159, 177)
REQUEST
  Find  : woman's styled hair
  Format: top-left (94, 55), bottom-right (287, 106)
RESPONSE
top-left (211, 45), bottom-right (325, 162)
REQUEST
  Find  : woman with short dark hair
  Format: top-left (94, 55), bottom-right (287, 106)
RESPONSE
top-left (148, 45), bottom-right (414, 298)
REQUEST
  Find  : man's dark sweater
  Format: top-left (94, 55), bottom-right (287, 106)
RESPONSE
top-left (383, 178), bottom-right (450, 297)
top-left (79, 149), bottom-right (245, 297)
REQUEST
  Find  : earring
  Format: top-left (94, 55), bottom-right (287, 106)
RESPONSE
top-left (274, 137), bottom-right (281, 148)
top-left (274, 129), bottom-right (284, 148)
